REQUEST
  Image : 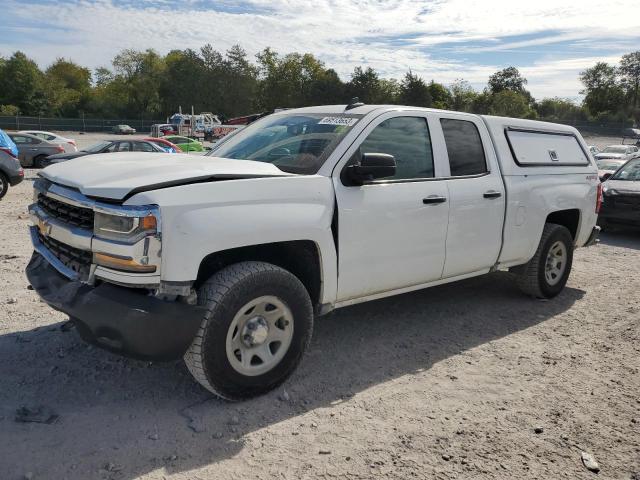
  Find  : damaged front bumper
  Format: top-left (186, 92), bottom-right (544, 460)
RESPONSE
top-left (26, 252), bottom-right (204, 361)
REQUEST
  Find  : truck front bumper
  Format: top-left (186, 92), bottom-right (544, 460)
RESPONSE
top-left (26, 252), bottom-right (204, 361)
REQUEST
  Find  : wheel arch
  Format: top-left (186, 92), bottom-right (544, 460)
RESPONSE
top-left (195, 240), bottom-right (324, 310)
top-left (545, 208), bottom-right (580, 241)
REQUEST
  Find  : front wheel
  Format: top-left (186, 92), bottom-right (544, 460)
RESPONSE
top-left (33, 155), bottom-right (48, 168)
top-left (515, 223), bottom-right (574, 298)
top-left (184, 261), bottom-right (313, 400)
top-left (0, 173), bottom-right (8, 200)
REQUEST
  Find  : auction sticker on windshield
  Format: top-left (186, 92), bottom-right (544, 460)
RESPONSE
top-left (318, 117), bottom-right (359, 126)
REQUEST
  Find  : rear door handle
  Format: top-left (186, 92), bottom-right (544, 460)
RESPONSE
top-left (423, 196), bottom-right (447, 204)
top-left (483, 191), bottom-right (502, 199)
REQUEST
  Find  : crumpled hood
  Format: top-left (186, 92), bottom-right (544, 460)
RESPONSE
top-left (40, 152), bottom-right (292, 200)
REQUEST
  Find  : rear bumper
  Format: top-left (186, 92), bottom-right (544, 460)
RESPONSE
top-left (583, 225), bottom-right (600, 247)
top-left (26, 252), bottom-right (204, 361)
top-left (9, 172), bottom-right (24, 186)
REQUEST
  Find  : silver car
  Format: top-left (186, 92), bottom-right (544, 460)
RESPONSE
top-left (8, 132), bottom-right (66, 168)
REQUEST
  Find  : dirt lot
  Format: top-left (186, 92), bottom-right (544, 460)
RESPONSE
top-left (1, 163), bottom-right (639, 479)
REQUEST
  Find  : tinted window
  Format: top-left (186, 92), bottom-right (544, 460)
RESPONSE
top-left (133, 142), bottom-right (154, 152)
top-left (441, 119), bottom-right (487, 176)
top-left (12, 135), bottom-right (35, 144)
top-left (355, 116), bottom-right (434, 180)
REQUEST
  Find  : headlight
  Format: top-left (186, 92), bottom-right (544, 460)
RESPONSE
top-left (94, 212), bottom-right (157, 242)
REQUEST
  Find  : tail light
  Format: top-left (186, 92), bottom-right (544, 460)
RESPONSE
top-left (0, 147), bottom-right (17, 158)
top-left (18, 168), bottom-right (24, 177)
top-left (596, 183), bottom-right (603, 214)
top-left (55, 146), bottom-right (65, 153)
top-left (68, 140), bottom-right (76, 146)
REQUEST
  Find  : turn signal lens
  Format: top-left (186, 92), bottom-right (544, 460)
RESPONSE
top-left (94, 252), bottom-right (157, 273)
top-left (140, 214), bottom-right (157, 230)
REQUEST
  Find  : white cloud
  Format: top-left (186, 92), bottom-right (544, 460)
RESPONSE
top-left (1, 0), bottom-right (638, 99)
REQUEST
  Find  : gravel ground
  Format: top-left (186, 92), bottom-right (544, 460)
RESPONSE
top-left (1, 159), bottom-right (639, 479)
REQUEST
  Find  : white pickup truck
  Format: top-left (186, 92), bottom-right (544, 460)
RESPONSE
top-left (26, 104), bottom-right (601, 400)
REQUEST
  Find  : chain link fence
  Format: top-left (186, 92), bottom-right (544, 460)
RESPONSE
top-left (0, 115), bottom-right (165, 133)
top-left (0, 114), bottom-right (633, 138)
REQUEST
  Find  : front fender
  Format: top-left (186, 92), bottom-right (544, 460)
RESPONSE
top-left (127, 175), bottom-right (338, 304)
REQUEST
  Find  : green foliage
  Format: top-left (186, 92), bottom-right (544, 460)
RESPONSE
top-left (427, 81), bottom-right (451, 109)
top-left (489, 91), bottom-right (535, 118)
top-left (0, 52), bottom-right (46, 115)
top-left (579, 62), bottom-right (624, 116)
top-left (0, 47), bottom-right (637, 125)
top-left (398, 72), bottom-right (431, 107)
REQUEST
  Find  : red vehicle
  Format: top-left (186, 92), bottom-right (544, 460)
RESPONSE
top-left (143, 137), bottom-right (182, 153)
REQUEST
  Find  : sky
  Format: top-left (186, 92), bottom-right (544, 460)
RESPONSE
top-left (1, 0), bottom-right (639, 100)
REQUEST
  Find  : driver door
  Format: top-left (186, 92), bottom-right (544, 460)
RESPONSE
top-left (333, 112), bottom-right (450, 302)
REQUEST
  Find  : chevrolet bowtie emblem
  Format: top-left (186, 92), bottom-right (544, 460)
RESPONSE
top-left (38, 219), bottom-right (51, 237)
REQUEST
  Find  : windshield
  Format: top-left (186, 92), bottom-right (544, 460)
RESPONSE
top-left (207, 113), bottom-right (362, 174)
top-left (611, 159), bottom-right (640, 181)
top-left (602, 146), bottom-right (628, 154)
top-left (597, 160), bottom-right (624, 170)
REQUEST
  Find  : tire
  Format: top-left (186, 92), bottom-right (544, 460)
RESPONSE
top-left (184, 261), bottom-right (313, 400)
top-left (515, 223), bottom-right (574, 298)
top-left (0, 172), bottom-right (8, 200)
top-left (33, 155), bottom-right (48, 168)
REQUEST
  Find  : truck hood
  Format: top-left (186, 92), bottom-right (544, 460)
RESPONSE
top-left (39, 152), bottom-right (292, 200)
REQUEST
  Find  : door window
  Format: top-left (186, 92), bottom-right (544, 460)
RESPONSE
top-left (441, 119), bottom-right (487, 176)
top-left (12, 135), bottom-right (36, 144)
top-left (133, 142), bottom-right (154, 152)
top-left (118, 142), bottom-right (131, 152)
top-left (354, 116), bottom-right (434, 180)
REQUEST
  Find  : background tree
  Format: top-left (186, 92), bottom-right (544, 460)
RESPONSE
top-left (619, 51), bottom-right (640, 121)
top-left (449, 79), bottom-right (478, 112)
top-left (44, 59), bottom-right (91, 116)
top-left (579, 62), bottom-right (624, 116)
top-left (398, 72), bottom-right (431, 107)
top-left (0, 52), bottom-right (46, 115)
top-left (427, 81), bottom-right (451, 109)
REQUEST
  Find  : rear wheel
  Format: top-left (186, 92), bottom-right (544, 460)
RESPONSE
top-left (0, 172), bottom-right (8, 200)
top-left (515, 223), bottom-right (574, 298)
top-left (184, 261), bottom-right (313, 401)
top-left (33, 155), bottom-right (48, 168)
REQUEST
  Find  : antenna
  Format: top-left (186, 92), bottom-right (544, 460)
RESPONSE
top-left (345, 97), bottom-right (364, 111)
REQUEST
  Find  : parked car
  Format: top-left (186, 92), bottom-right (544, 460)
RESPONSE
top-left (588, 145), bottom-right (600, 156)
top-left (163, 135), bottom-right (204, 152)
top-left (8, 132), bottom-right (66, 168)
top-left (112, 125), bottom-right (136, 134)
top-left (46, 139), bottom-right (165, 164)
top-left (143, 137), bottom-right (182, 153)
top-left (26, 105), bottom-right (600, 400)
top-left (596, 158), bottom-right (627, 181)
top-left (598, 158), bottom-right (640, 230)
top-left (0, 129), bottom-right (24, 200)
top-left (19, 130), bottom-right (77, 153)
top-left (594, 145), bottom-right (640, 162)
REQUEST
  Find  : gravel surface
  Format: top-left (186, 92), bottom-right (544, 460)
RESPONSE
top-left (1, 166), bottom-right (639, 480)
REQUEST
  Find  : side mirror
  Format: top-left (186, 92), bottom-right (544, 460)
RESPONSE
top-left (601, 172), bottom-right (612, 181)
top-left (346, 153), bottom-right (396, 185)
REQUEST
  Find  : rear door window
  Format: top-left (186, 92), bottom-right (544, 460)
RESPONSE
top-left (440, 119), bottom-right (487, 176)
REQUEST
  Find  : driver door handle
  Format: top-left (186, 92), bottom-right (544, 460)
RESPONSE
top-left (483, 191), bottom-right (502, 199)
top-left (423, 196), bottom-right (447, 204)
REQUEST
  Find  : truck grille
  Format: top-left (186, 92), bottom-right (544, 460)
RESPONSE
top-left (37, 194), bottom-right (94, 230)
top-left (38, 233), bottom-right (92, 277)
